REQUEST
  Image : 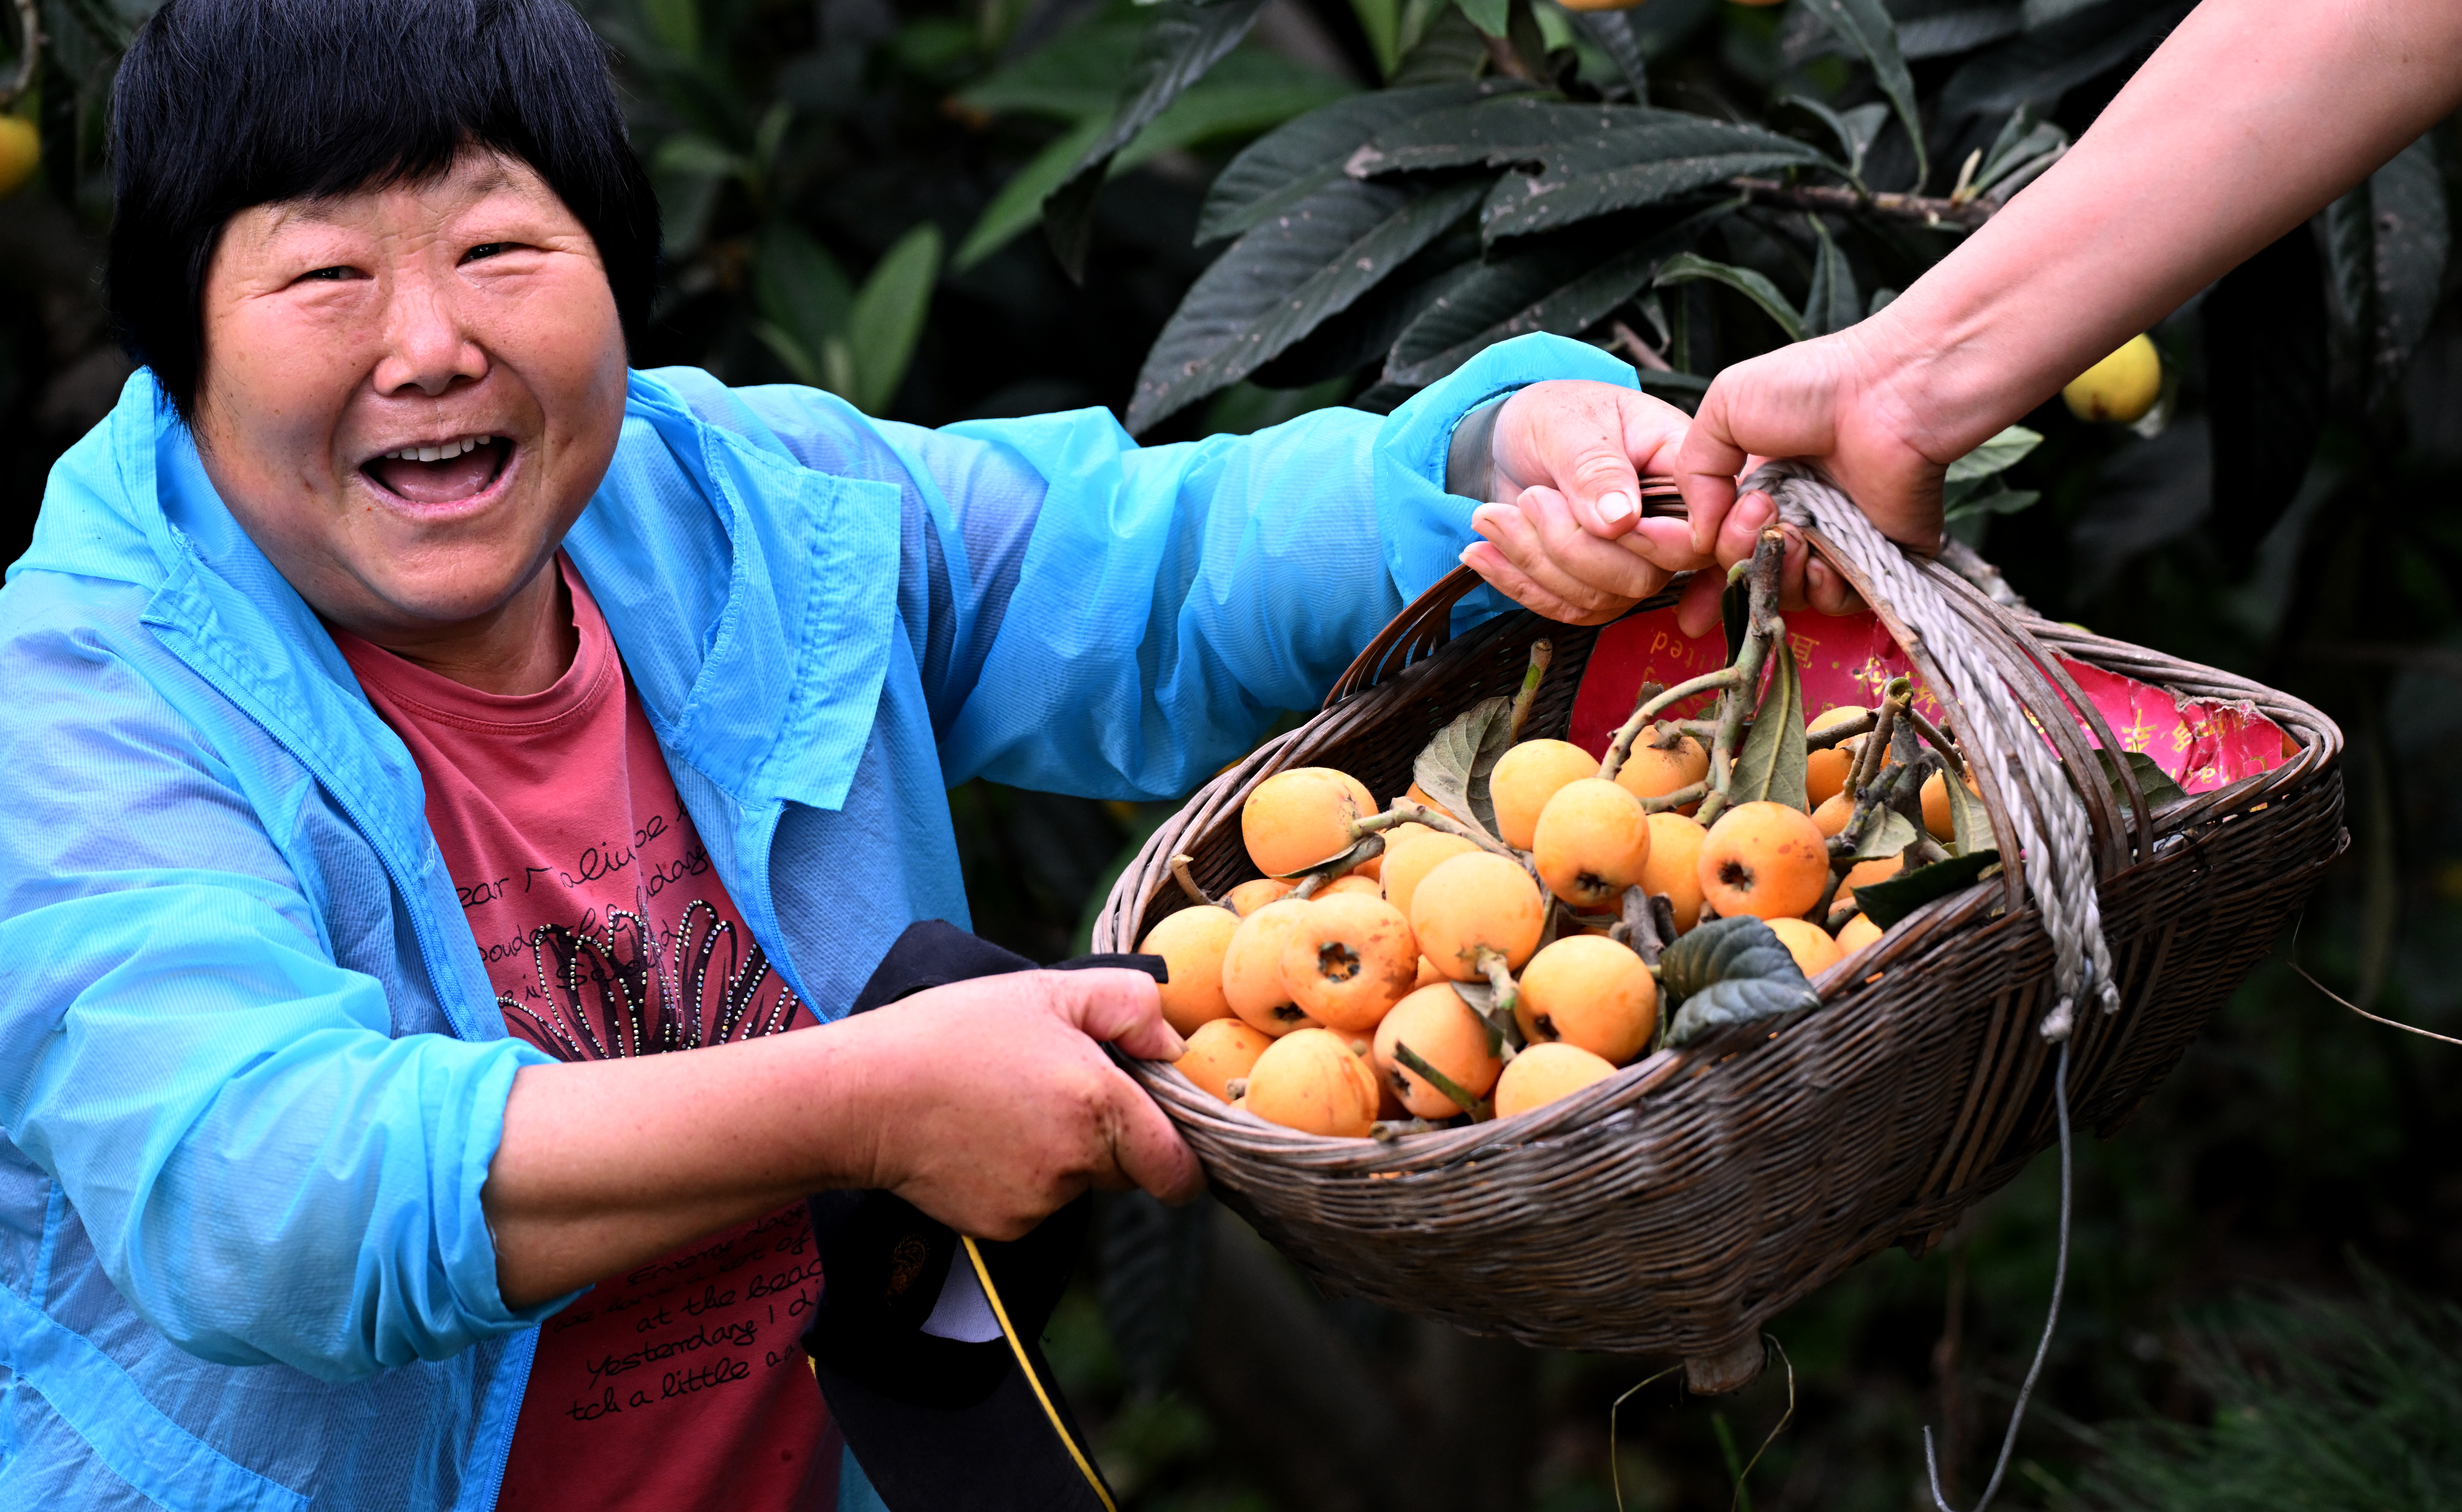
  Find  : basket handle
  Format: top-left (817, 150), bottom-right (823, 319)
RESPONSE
top-left (1322, 476), bottom-right (1686, 710)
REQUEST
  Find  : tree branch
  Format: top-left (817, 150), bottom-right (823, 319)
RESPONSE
top-left (1731, 176), bottom-right (1996, 230)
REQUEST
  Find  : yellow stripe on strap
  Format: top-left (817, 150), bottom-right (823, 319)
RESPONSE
top-left (960, 1235), bottom-right (1118, 1512)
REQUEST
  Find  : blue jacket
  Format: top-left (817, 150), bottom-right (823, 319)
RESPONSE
top-left (0, 333), bottom-right (1630, 1509)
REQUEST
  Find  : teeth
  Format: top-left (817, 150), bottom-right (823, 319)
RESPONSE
top-left (381, 436), bottom-right (494, 463)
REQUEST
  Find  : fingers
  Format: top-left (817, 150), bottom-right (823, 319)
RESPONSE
top-left (1461, 540), bottom-right (1588, 624)
top-left (1096, 1065), bottom-right (1207, 1203)
top-left (1469, 491), bottom-right (1669, 625)
top-left (1493, 381), bottom-right (1691, 539)
top-left (1044, 966), bottom-right (1182, 1062)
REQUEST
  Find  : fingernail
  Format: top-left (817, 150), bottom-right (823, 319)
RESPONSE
top-left (1599, 490), bottom-right (1634, 523)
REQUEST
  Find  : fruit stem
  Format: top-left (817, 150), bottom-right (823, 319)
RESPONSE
top-left (1695, 527), bottom-right (1788, 828)
top-left (1600, 670), bottom-right (1743, 781)
top-left (1357, 801), bottom-right (1534, 875)
top-left (1806, 866), bottom-right (1845, 924)
top-left (1475, 947), bottom-right (1526, 1052)
top-left (1391, 1041), bottom-right (1494, 1121)
top-left (1168, 853), bottom-right (1215, 907)
top-left (1902, 704), bottom-right (1966, 777)
top-left (1614, 884), bottom-right (1668, 965)
top-left (1507, 639), bottom-right (1554, 743)
top-left (1287, 833), bottom-right (1388, 894)
top-left (1638, 780), bottom-right (1707, 815)
top-left (1805, 708), bottom-right (1878, 750)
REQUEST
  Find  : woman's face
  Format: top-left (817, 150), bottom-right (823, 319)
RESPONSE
top-left (192, 150), bottom-right (627, 650)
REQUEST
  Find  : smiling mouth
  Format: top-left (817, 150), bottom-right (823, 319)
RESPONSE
top-left (363, 435), bottom-right (512, 506)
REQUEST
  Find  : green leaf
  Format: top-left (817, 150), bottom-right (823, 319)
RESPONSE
top-left (1852, 849), bottom-right (2001, 929)
top-left (1389, 2), bottom-right (1492, 84)
top-left (1730, 637), bottom-right (1809, 811)
top-left (1043, 0), bottom-right (1273, 281)
top-left (1348, 98), bottom-right (1673, 178)
top-left (956, 118), bottom-right (1109, 272)
top-left (1802, 219), bottom-right (1859, 338)
top-left (1451, 0), bottom-right (1510, 36)
top-left (845, 224), bottom-right (943, 415)
top-left (1566, 9), bottom-right (1650, 102)
top-left (1659, 915), bottom-right (1822, 1047)
top-left (1199, 80), bottom-right (1516, 243)
top-left (955, 15), bottom-right (1143, 121)
top-left (2096, 748), bottom-right (2187, 814)
top-left (1654, 252), bottom-right (1804, 343)
top-left (1785, 95), bottom-right (1887, 184)
top-left (1794, 0), bottom-right (1927, 188)
top-left (1939, 4), bottom-right (2189, 122)
top-left (1971, 106), bottom-right (2068, 197)
top-left (1128, 178), bottom-right (1486, 433)
top-left (641, 0), bottom-right (701, 60)
top-left (1413, 696), bottom-right (1515, 840)
top-left (1383, 200), bottom-right (1730, 387)
top-left (2364, 135), bottom-right (2448, 391)
top-left (1349, 0), bottom-right (1404, 77)
top-left (652, 132), bottom-right (748, 180)
top-left (754, 225), bottom-right (854, 364)
top-left (1477, 127), bottom-right (1828, 246)
top-left (1944, 423), bottom-right (2043, 483)
top-left (1851, 807), bottom-right (1919, 860)
top-left (1118, 60), bottom-right (1356, 168)
top-left (1945, 770), bottom-right (1994, 857)
top-left (1941, 486), bottom-right (2040, 524)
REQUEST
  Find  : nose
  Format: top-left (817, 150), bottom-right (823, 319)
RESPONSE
top-left (370, 264), bottom-right (487, 398)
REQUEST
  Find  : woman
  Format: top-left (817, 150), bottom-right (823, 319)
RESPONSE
top-left (0, 1), bottom-right (1708, 1507)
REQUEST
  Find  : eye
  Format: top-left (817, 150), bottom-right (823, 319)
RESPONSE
top-left (297, 266), bottom-right (357, 283)
top-left (462, 242), bottom-right (520, 264)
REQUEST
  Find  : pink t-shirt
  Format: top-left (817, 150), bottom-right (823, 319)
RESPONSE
top-left (334, 559), bottom-right (838, 1512)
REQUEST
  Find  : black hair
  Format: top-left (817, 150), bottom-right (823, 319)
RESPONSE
top-left (108, 0), bottom-right (660, 418)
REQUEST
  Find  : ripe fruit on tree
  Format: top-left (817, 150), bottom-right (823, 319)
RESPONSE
top-left (1811, 790), bottom-right (1853, 838)
top-left (1493, 1042), bottom-right (1618, 1118)
top-left (1921, 769), bottom-right (1979, 840)
top-left (1765, 916), bottom-right (1844, 978)
top-left (1221, 899), bottom-right (1321, 1036)
top-left (1697, 801), bottom-right (1830, 921)
top-left (1804, 707), bottom-right (1865, 807)
top-left (1514, 935), bottom-right (1657, 1064)
top-left (1373, 984), bottom-right (1504, 1118)
top-left (1640, 813), bottom-right (1709, 931)
top-left (0, 118), bottom-right (37, 201)
top-left (1242, 767), bottom-right (1377, 877)
top-left (1490, 739), bottom-right (1597, 849)
top-left (1242, 1028), bottom-right (1378, 1137)
top-left (1224, 877), bottom-right (1294, 916)
top-left (1836, 913), bottom-right (1885, 956)
top-left (1139, 904), bottom-right (1240, 1035)
top-left (1175, 1018), bottom-right (1273, 1103)
top-left (1409, 851), bottom-right (1545, 980)
top-left (1380, 828), bottom-right (1479, 920)
top-left (2062, 333), bottom-right (2162, 424)
top-left (1613, 725), bottom-right (1708, 809)
top-left (1316, 874), bottom-right (1382, 900)
top-left (1279, 892), bottom-right (1419, 1032)
top-left (1532, 778), bottom-right (1653, 909)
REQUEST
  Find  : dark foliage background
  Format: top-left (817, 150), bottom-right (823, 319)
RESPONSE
top-left (3, 0), bottom-right (2460, 1506)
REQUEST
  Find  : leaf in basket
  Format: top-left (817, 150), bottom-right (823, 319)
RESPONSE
top-left (1946, 769), bottom-right (1996, 856)
top-left (1657, 915), bottom-right (1821, 1048)
top-left (1414, 695), bottom-right (1514, 839)
top-left (1729, 636), bottom-right (1809, 810)
top-left (1097, 1190), bottom-right (1213, 1394)
top-left (1852, 849), bottom-right (2001, 930)
top-left (2096, 748), bottom-right (2186, 813)
top-left (1852, 807), bottom-right (1920, 860)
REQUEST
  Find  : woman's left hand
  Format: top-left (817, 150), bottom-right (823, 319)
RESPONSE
top-left (1459, 379), bottom-right (1716, 625)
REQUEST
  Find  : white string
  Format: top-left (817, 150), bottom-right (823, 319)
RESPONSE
top-left (1748, 463), bottom-right (2120, 1040)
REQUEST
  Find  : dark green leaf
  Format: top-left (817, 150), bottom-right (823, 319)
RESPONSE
top-left (1852, 849), bottom-right (2001, 929)
top-left (1784, 95), bottom-right (1886, 184)
top-left (955, 118), bottom-right (1108, 271)
top-left (1939, 3), bottom-right (2189, 121)
top-left (1852, 807), bottom-right (1919, 860)
top-left (1348, 98), bottom-right (1669, 178)
top-left (1802, 219), bottom-right (1859, 338)
top-left (1945, 770), bottom-right (1995, 857)
top-left (1972, 106), bottom-right (2068, 196)
top-left (845, 224), bottom-right (943, 415)
top-left (1129, 178), bottom-right (1486, 432)
top-left (1044, 0), bottom-right (1272, 281)
top-left (1119, 56), bottom-right (1359, 168)
top-left (955, 15), bottom-right (1144, 120)
top-left (1390, 3), bottom-right (1493, 85)
top-left (1413, 696), bottom-right (1516, 840)
top-left (1097, 1191), bottom-right (1213, 1393)
top-left (1384, 200), bottom-right (1731, 386)
top-left (1898, 5), bottom-right (2020, 60)
top-left (2096, 748), bottom-right (2186, 813)
top-left (1654, 252), bottom-right (1804, 342)
top-left (1567, 9), bottom-right (1650, 101)
top-left (2365, 134), bottom-right (2448, 392)
top-left (1944, 423), bottom-right (2043, 483)
top-left (1200, 81), bottom-right (1519, 243)
top-left (1452, 0), bottom-right (1510, 36)
top-left (1731, 637), bottom-right (1809, 810)
top-left (1660, 915), bottom-right (1822, 1047)
top-left (1480, 142), bottom-right (1822, 241)
top-left (1795, 0), bottom-right (1927, 188)
top-left (754, 224), bottom-right (853, 359)
top-left (1941, 486), bottom-right (2041, 524)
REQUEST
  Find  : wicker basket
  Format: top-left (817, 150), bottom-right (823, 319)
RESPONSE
top-left (1091, 508), bottom-right (2345, 1385)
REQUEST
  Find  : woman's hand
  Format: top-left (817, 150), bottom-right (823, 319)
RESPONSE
top-left (1459, 379), bottom-right (1714, 624)
top-left (485, 967), bottom-right (1200, 1306)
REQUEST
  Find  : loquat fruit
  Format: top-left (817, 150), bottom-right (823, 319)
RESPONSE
top-left (1409, 851), bottom-right (1545, 980)
top-left (1316, 874), bottom-right (1384, 900)
top-left (1493, 1042), bottom-right (1619, 1118)
top-left (1490, 739), bottom-right (1599, 849)
top-left (1243, 1028), bottom-right (1378, 1137)
top-left (1373, 983), bottom-right (1504, 1118)
top-left (1380, 827), bottom-right (1480, 921)
top-left (1174, 1018), bottom-right (1274, 1103)
top-left (1614, 725), bottom-right (1709, 811)
top-left (2063, 333), bottom-right (2162, 424)
top-left (1920, 769), bottom-right (1979, 841)
top-left (1811, 790), bottom-right (1854, 838)
top-left (1139, 904), bottom-right (1241, 1035)
top-left (1640, 812), bottom-right (1709, 931)
top-left (1697, 801), bottom-right (1830, 921)
top-left (1765, 916), bottom-right (1844, 978)
top-left (1515, 934), bottom-right (1657, 1064)
top-left (1532, 778), bottom-right (1653, 909)
top-left (1279, 892), bottom-right (1421, 1033)
top-left (1242, 767), bottom-right (1378, 878)
top-left (1224, 877), bottom-right (1295, 916)
top-left (1221, 899), bottom-right (1322, 1036)
top-left (1836, 913), bottom-right (1885, 956)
